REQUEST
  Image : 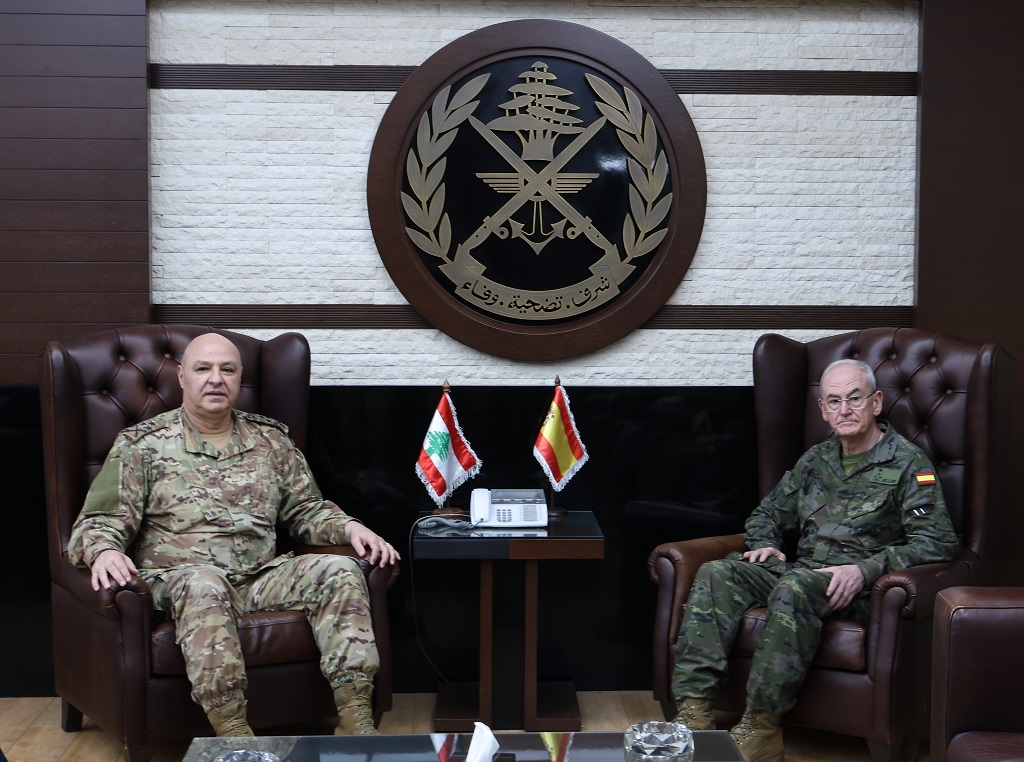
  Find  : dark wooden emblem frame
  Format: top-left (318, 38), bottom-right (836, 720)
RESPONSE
top-left (367, 20), bottom-right (706, 361)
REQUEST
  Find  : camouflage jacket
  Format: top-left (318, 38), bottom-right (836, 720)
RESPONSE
top-left (68, 407), bottom-right (355, 576)
top-left (745, 420), bottom-right (959, 587)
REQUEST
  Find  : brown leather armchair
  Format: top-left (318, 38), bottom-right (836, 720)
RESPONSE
top-left (647, 328), bottom-right (1013, 762)
top-left (932, 586), bottom-right (1024, 762)
top-left (40, 324), bottom-right (398, 762)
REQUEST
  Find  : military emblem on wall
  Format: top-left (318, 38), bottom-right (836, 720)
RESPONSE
top-left (368, 20), bottom-right (706, 361)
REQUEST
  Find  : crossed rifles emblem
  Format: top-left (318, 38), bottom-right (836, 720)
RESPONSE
top-left (405, 62), bottom-right (671, 320)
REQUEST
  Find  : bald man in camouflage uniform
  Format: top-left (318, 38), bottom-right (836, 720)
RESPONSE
top-left (671, 359), bottom-right (958, 762)
top-left (69, 333), bottom-right (400, 738)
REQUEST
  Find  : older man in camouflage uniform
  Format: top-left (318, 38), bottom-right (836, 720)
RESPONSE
top-left (671, 359), bottom-right (958, 762)
top-left (68, 333), bottom-right (400, 737)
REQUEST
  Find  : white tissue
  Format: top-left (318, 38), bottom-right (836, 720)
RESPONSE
top-left (465, 721), bottom-right (500, 762)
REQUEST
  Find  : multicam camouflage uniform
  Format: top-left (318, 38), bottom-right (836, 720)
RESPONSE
top-left (672, 421), bottom-right (958, 714)
top-left (68, 407), bottom-right (379, 712)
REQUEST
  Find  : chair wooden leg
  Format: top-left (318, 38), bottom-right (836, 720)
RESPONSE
top-left (60, 699), bottom-right (83, 732)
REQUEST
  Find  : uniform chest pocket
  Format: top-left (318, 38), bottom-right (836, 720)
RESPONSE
top-left (147, 473), bottom-right (222, 530)
top-left (848, 494), bottom-right (889, 519)
top-left (220, 457), bottom-right (278, 525)
top-left (841, 493), bottom-right (903, 547)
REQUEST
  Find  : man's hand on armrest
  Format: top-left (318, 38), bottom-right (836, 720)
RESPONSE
top-left (344, 522), bottom-right (401, 567)
top-left (90, 549), bottom-right (139, 591)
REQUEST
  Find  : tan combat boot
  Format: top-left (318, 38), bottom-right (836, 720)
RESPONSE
top-left (334, 680), bottom-right (379, 735)
top-left (729, 712), bottom-right (783, 762)
top-left (206, 698), bottom-right (254, 737)
top-left (672, 697), bottom-right (715, 731)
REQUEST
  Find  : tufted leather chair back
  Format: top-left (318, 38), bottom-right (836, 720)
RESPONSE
top-left (40, 324), bottom-right (312, 582)
top-left (752, 327), bottom-right (1013, 571)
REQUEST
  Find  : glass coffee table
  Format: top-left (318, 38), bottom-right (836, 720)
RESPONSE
top-left (183, 729), bottom-right (743, 761)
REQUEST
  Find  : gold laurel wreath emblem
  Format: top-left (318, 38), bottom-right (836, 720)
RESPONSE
top-left (402, 73), bottom-right (489, 263)
top-left (402, 70), bottom-right (671, 319)
top-left (585, 73), bottom-right (672, 264)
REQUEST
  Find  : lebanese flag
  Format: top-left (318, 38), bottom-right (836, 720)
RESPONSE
top-left (415, 390), bottom-right (481, 506)
top-left (534, 383), bottom-right (588, 492)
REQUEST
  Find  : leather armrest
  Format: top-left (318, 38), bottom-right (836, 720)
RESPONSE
top-left (872, 554), bottom-right (974, 620)
top-left (648, 533), bottom-right (746, 596)
top-left (58, 561), bottom-right (154, 620)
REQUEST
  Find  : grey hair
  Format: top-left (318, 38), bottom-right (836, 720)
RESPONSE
top-left (820, 359), bottom-right (877, 394)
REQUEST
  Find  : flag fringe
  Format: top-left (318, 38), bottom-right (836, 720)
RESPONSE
top-left (533, 443), bottom-right (588, 492)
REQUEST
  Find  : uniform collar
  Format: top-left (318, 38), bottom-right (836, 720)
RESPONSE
top-left (824, 419), bottom-right (897, 474)
top-left (178, 407), bottom-right (258, 458)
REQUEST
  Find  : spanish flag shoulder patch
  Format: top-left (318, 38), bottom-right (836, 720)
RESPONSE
top-left (915, 470), bottom-right (937, 486)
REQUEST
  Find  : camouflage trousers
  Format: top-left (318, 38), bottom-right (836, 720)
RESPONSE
top-left (144, 554), bottom-right (378, 712)
top-left (671, 553), bottom-right (868, 714)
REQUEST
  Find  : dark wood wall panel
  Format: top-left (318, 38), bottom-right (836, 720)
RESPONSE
top-left (0, 3), bottom-right (149, 385)
top-left (0, 138), bottom-right (147, 169)
top-left (0, 170), bottom-right (148, 200)
top-left (0, 231), bottom-right (148, 262)
top-left (916, 0), bottom-right (1024, 584)
top-left (0, 108), bottom-right (147, 139)
top-left (0, 45), bottom-right (147, 77)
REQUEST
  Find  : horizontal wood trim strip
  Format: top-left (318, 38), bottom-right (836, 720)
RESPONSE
top-left (0, 76), bottom-right (147, 108)
top-left (0, 262), bottom-right (149, 293)
top-left (0, 201), bottom-right (147, 232)
top-left (0, 138), bottom-right (147, 169)
top-left (151, 304), bottom-right (913, 330)
top-left (153, 304), bottom-right (433, 329)
top-left (149, 64), bottom-right (916, 96)
top-left (150, 64), bottom-right (417, 92)
top-left (0, 293), bottom-right (149, 322)
top-left (0, 107), bottom-right (147, 139)
top-left (0, 231), bottom-right (149, 261)
top-left (0, 169), bottom-right (149, 201)
top-left (660, 69), bottom-right (917, 95)
top-left (643, 305), bottom-right (913, 329)
top-left (0, 14), bottom-right (146, 47)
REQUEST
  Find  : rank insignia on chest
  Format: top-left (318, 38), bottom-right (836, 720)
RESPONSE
top-left (915, 471), bottom-right (937, 486)
top-left (870, 467), bottom-right (902, 486)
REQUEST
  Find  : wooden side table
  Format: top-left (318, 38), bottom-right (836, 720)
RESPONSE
top-left (413, 511), bottom-right (604, 731)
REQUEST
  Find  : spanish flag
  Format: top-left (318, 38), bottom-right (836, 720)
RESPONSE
top-left (534, 381), bottom-right (589, 492)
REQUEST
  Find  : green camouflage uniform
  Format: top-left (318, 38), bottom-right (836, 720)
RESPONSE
top-left (672, 421), bottom-right (958, 714)
top-left (68, 407), bottom-right (379, 712)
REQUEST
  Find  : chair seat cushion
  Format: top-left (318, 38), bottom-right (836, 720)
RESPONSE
top-left (947, 732), bottom-right (1024, 762)
top-left (733, 607), bottom-right (866, 672)
top-left (152, 610), bottom-right (320, 675)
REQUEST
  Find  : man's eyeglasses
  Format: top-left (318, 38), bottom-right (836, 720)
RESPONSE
top-left (821, 392), bottom-right (877, 413)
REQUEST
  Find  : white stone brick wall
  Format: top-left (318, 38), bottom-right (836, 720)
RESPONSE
top-left (149, 0), bottom-right (920, 386)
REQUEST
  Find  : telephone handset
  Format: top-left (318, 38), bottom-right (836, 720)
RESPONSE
top-left (470, 488), bottom-right (548, 527)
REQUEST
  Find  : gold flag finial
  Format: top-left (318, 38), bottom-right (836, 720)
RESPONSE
top-left (554, 375), bottom-right (561, 386)
top-left (443, 379), bottom-right (451, 393)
